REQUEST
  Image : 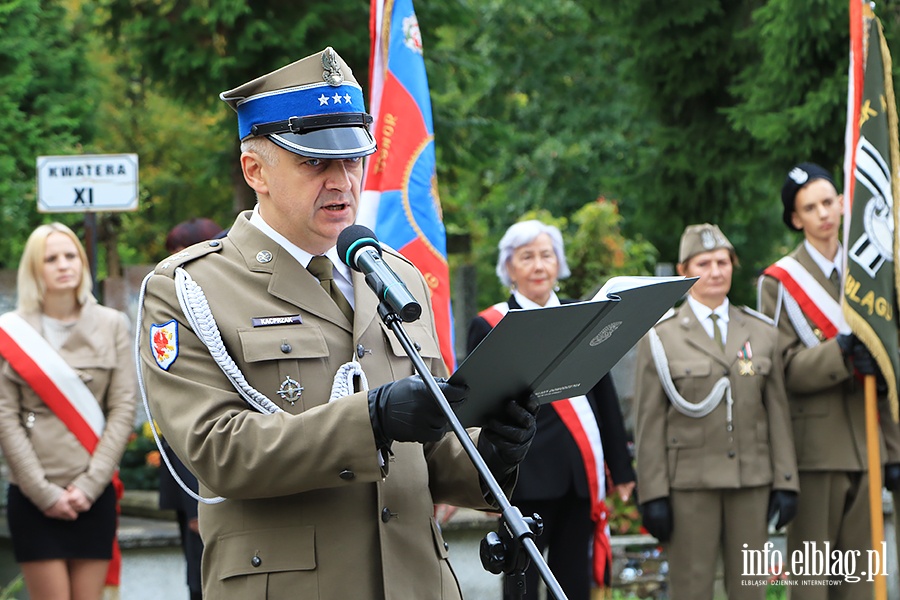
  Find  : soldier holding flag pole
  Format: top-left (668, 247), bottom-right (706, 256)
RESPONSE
top-left (757, 4), bottom-right (900, 598)
top-left (842, 3), bottom-right (900, 598)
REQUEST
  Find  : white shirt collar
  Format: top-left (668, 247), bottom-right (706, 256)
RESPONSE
top-left (513, 290), bottom-right (561, 309)
top-left (686, 294), bottom-right (730, 323)
top-left (248, 205), bottom-right (352, 284)
top-left (804, 239), bottom-right (842, 281)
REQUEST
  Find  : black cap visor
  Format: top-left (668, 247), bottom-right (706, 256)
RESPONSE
top-left (268, 127), bottom-right (376, 159)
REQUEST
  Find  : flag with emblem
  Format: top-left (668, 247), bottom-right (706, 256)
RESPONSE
top-left (842, 0), bottom-right (899, 421)
top-left (360, 0), bottom-right (456, 371)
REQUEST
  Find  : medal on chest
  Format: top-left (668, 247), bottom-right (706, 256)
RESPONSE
top-left (738, 341), bottom-right (754, 376)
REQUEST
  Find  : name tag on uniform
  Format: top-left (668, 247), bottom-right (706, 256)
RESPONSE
top-left (251, 315), bottom-right (303, 327)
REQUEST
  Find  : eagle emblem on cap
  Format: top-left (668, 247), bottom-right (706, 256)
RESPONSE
top-left (788, 167), bottom-right (809, 185)
top-left (701, 229), bottom-right (716, 249)
top-left (322, 47), bottom-right (344, 86)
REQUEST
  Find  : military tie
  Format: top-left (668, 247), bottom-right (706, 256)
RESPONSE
top-left (830, 269), bottom-right (841, 290)
top-left (307, 255), bottom-right (354, 323)
top-left (710, 313), bottom-right (725, 349)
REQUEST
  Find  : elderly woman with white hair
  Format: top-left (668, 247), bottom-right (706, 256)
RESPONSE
top-left (466, 219), bottom-right (635, 600)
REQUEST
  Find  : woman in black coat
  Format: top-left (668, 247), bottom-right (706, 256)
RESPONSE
top-left (467, 220), bottom-right (635, 600)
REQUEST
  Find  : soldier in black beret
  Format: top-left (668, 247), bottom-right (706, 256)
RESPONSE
top-left (758, 162), bottom-right (900, 598)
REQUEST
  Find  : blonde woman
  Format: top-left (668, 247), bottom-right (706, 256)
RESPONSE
top-left (0, 223), bottom-right (135, 600)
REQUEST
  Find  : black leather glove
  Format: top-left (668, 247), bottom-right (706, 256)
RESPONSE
top-left (639, 497), bottom-right (672, 543)
top-left (477, 395), bottom-right (539, 480)
top-left (885, 463), bottom-right (900, 492)
top-left (838, 334), bottom-right (883, 381)
top-left (368, 376), bottom-right (466, 449)
top-left (767, 490), bottom-right (798, 530)
top-left (851, 338), bottom-right (878, 375)
top-left (844, 336), bottom-right (887, 391)
top-left (836, 333), bottom-right (855, 357)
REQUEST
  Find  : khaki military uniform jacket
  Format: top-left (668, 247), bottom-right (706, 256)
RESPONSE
top-left (634, 302), bottom-right (799, 503)
top-left (139, 213), bottom-right (497, 600)
top-left (0, 303), bottom-right (136, 509)
top-left (758, 244), bottom-right (900, 471)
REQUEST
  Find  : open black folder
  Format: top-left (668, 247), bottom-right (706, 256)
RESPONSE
top-left (450, 276), bottom-right (696, 427)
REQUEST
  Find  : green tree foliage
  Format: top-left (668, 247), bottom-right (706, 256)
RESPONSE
top-left (421, 0), bottom-right (646, 308)
top-left (91, 0), bottom-right (367, 109)
top-left (0, 0), bottom-right (99, 268)
top-left (608, 0), bottom-right (802, 304)
top-left (80, 44), bottom-right (235, 265)
top-left (425, 0), bottom-right (640, 229)
top-left (10, 0), bottom-right (899, 314)
top-left (88, 0), bottom-right (376, 220)
top-left (727, 0), bottom-right (850, 174)
top-left (562, 200), bottom-right (658, 300)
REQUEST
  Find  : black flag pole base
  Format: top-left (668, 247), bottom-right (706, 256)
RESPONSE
top-left (377, 304), bottom-right (569, 600)
top-left (480, 513), bottom-right (544, 600)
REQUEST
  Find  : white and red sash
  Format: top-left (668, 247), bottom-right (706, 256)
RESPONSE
top-left (763, 257), bottom-right (846, 340)
top-left (477, 304), bottom-right (611, 585)
top-left (0, 312), bottom-right (122, 586)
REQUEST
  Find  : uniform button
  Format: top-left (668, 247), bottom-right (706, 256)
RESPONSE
top-left (209, 241), bottom-right (220, 247)
top-left (339, 469), bottom-right (355, 481)
top-left (444, 542), bottom-right (449, 551)
top-left (357, 344), bottom-right (366, 359)
top-left (722, 369), bottom-right (729, 376)
top-left (728, 451), bottom-right (736, 458)
top-left (251, 555), bottom-right (262, 567)
top-left (414, 342), bottom-right (421, 351)
top-left (785, 473), bottom-right (793, 481)
top-left (281, 342), bottom-right (292, 353)
top-left (382, 507), bottom-right (397, 522)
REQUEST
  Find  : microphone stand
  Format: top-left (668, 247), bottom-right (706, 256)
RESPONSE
top-left (377, 304), bottom-right (569, 600)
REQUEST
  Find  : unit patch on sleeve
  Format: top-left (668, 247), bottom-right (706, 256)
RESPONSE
top-left (150, 320), bottom-right (179, 370)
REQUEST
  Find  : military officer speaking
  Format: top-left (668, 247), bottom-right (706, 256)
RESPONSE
top-left (137, 47), bottom-right (538, 600)
top-left (633, 224), bottom-right (799, 600)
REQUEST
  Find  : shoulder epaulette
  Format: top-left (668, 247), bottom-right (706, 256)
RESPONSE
top-left (153, 240), bottom-right (224, 276)
top-left (656, 307), bottom-right (676, 324)
top-left (740, 305), bottom-right (775, 326)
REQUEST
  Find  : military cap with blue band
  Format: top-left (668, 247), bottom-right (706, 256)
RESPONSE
top-left (220, 47), bottom-right (377, 160)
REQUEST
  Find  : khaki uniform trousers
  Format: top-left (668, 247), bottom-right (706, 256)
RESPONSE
top-left (788, 471), bottom-right (873, 600)
top-left (668, 486), bottom-right (769, 600)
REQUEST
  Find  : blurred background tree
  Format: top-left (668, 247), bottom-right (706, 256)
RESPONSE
top-left (0, 0), bottom-right (99, 268)
top-left (3, 0), bottom-right (900, 315)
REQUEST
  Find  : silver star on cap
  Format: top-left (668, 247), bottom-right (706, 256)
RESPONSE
top-left (322, 47), bottom-right (344, 86)
top-left (256, 250), bottom-right (273, 264)
top-left (788, 167), bottom-right (809, 185)
top-left (277, 376), bottom-right (304, 406)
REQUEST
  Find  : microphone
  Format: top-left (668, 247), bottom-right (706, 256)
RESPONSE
top-left (338, 225), bottom-right (423, 322)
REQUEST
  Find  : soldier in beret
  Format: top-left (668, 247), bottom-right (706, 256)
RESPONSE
top-left (137, 47), bottom-right (538, 599)
top-left (634, 224), bottom-right (798, 600)
top-left (757, 163), bottom-right (900, 598)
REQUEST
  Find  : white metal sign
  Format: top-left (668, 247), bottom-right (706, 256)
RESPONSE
top-left (36, 154), bottom-right (139, 213)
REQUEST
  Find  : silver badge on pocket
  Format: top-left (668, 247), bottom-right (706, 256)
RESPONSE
top-left (277, 376), bottom-right (304, 406)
